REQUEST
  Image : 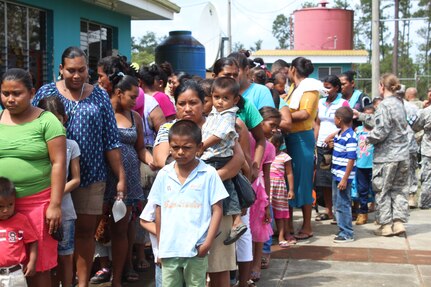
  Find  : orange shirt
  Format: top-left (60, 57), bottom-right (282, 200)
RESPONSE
top-left (284, 84), bottom-right (319, 133)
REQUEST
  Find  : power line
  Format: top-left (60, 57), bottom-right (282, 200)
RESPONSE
top-left (231, 1), bottom-right (273, 34)
top-left (233, 0), bottom-right (298, 15)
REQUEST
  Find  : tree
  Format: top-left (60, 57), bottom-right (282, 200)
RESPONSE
top-left (272, 14), bottom-right (291, 49)
top-left (131, 31), bottom-right (166, 66)
top-left (301, 2), bottom-right (317, 8)
top-left (233, 42), bottom-right (245, 52)
top-left (250, 40), bottom-right (263, 52)
top-left (333, 0), bottom-right (351, 9)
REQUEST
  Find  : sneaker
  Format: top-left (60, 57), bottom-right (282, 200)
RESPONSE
top-left (333, 235), bottom-right (354, 243)
top-left (224, 224), bottom-right (247, 245)
top-left (333, 236), bottom-right (354, 243)
top-left (90, 268), bottom-right (111, 284)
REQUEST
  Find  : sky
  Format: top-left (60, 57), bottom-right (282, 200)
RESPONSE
top-left (131, 0), bottom-right (425, 63)
top-left (132, 0), bottom-right (310, 51)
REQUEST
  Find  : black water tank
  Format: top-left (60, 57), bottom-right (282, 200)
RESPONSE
top-left (155, 31), bottom-right (206, 78)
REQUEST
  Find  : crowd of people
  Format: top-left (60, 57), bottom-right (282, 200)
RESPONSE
top-left (0, 46), bottom-right (430, 287)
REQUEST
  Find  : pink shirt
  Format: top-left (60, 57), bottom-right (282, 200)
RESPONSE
top-left (270, 152), bottom-right (292, 178)
top-left (153, 91), bottom-right (176, 118)
top-left (132, 87), bottom-right (145, 118)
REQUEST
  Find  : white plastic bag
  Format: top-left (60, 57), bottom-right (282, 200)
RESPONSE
top-left (112, 199), bottom-right (127, 223)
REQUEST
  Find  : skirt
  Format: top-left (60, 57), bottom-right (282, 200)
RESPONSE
top-left (285, 130), bottom-right (315, 208)
top-left (270, 176), bottom-right (290, 219)
top-left (15, 187), bottom-right (58, 272)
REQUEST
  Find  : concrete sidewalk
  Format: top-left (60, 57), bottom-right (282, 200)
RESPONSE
top-left (259, 208), bottom-right (431, 287)
top-left (90, 208), bottom-right (431, 287)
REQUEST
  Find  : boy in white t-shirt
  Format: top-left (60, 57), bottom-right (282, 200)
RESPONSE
top-left (147, 120), bottom-right (228, 287)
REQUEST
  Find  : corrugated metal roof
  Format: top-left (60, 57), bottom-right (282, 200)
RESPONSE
top-left (253, 50), bottom-right (368, 57)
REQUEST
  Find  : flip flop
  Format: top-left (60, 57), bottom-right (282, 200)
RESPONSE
top-left (135, 259), bottom-right (151, 272)
top-left (286, 234), bottom-right (297, 244)
top-left (315, 213), bottom-right (332, 221)
top-left (278, 240), bottom-right (290, 248)
top-left (294, 231), bottom-right (314, 240)
top-left (250, 271), bottom-right (261, 282)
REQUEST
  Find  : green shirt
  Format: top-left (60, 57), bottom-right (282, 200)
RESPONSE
top-left (0, 111), bottom-right (66, 198)
top-left (237, 98), bottom-right (263, 130)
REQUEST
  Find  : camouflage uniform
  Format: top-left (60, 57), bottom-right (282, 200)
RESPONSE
top-left (411, 106), bottom-right (431, 208)
top-left (358, 96), bottom-right (410, 224)
top-left (404, 100), bottom-right (420, 196)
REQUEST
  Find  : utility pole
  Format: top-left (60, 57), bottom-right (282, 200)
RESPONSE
top-left (392, 0), bottom-right (399, 76)
top-left (372, 0), bottom-right (380, 98)
top-left (228, 0), bottom-right (232, 54)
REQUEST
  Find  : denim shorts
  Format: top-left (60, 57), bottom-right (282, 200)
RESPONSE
top-left (58, 219), bottom-right (75, 256)
top-left (205, 157), bottom-right (241, 216)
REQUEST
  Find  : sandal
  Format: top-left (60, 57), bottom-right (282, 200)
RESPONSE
top-left (123, 270), bottom-right (139, 282)
top-left (315, 213), bottom-right (332, 221)
top-left (294, 231), bottom-right (314, 240)
top-left (286, 234), bottom-right (297, 244)
top-left (261, 254), bottom-right (270, 269)
top-left (250, 271), bottom-right (261, 282)
top-left (135, 258), bottom-right (151, 272)
top-left (279, 240), bottom-right (290, 248)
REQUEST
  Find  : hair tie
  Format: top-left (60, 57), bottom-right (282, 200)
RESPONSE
top-left (117, 72), bottom-right (125, 78)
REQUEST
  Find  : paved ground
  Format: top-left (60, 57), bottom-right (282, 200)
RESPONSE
top-left (90, 207), bottom-right (431, 287)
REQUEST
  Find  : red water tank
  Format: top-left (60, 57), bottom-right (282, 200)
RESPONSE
top-left (293, 2), bottom-right (353, 50)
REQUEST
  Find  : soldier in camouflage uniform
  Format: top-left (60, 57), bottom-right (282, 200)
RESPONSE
top-left (411, 105), bottom-right (431, 209)
top-left (403, 99), bottom-right (420, 208)
top-left (357, 74), bottom-right (409, 237)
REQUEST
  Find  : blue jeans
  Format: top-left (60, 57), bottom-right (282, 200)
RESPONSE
top-left (332, 180), bottom-right (354, 239)
top-left (356, 168), bottom-right (373, 214)
top-left (263, 205), bottom-right (274, 254)
top-left (155, 264), bottom-right (162, 287)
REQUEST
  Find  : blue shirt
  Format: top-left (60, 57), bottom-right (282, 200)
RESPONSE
top-left (32, 82), bottom-right (121, 187)
top-left (148, 159), bottom-right (228, 258)
top-left (356, 126), bottom-right (374, 169)
top-left (332, 128), bottom-right (357, 182)
top-left (242, 83), bottom-right (275, 110)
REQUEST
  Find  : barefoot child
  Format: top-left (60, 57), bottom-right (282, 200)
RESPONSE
top-left (37, 97), bottom-right (81, 287)
top-left (200, 76), bottom-right (247, 245)
top-left (0, 177), bottom-right (38, 286)
top-left (269, 132), bottom-right (295, 248)
top-left (148, 120), bottom-right (228, 286)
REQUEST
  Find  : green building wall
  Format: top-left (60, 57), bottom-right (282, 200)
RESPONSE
top-left (15, 0), bottom-right (131, 80)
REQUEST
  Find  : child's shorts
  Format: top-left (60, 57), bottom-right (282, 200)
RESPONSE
top-left (204, 157), bottom-right (242, 216)
top-left (58, 219), bottom-right (75, 256)
top-left (0, 267), bottom-right (27, 287)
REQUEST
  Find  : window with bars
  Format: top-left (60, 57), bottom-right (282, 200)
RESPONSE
top-left (0, 1), bottom-right (47, 89)
top-left (318, 67), bottom-right (342, 80)
top-left (80, 20), bottom-right (113, 84)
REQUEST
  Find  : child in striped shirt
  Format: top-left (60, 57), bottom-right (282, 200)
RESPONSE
top-left (330, 106), bottom-right (357, 243)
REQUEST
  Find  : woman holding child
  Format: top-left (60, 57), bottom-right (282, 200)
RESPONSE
top-left (0, 68), bottom-right (66, 286)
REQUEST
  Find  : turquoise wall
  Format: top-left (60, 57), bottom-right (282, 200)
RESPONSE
top-left (15, 0), bottom-right (131, 80)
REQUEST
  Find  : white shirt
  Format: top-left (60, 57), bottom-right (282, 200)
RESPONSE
top-left (148, 159), bottom-right (228, 258)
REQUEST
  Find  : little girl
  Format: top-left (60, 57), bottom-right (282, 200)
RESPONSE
top-left (269, 132), bottom-right (295, 248)
top-left (249, 107), bottom-right (279, 283)
top-left (37, 96), bottom-right (81, 287)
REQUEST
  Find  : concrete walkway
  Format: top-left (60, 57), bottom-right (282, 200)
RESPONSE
top-left (259, 208), bottom-right (431, 287)
top-left (90, 208), bottom-right (431, 287)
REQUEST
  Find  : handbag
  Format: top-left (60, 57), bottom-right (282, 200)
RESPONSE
top-left (232, 172), bottom-right (256, 209)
